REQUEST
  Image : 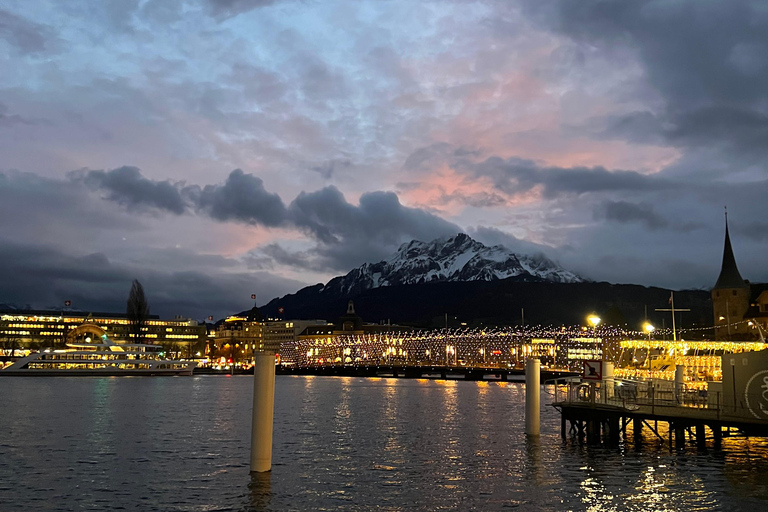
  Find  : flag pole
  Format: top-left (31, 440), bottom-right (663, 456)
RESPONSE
top-left (671, 292), bottom-right (676, 342)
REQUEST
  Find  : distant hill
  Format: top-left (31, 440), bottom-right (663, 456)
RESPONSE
top-left (260, 279), bottom-right (713, 332)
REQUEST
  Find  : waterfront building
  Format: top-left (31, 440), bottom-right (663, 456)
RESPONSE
top-left (263, 319), bottom-right (328, 365)
top-left (0, 308), bottom-right (205, 355)
top-left (211, 307), bottom-right (264, 362)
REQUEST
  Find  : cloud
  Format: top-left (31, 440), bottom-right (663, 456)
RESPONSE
top-left (310, 159), bottom-right (351, 180)
top-left (0, 9), bottom-right (57, 54)
top-left (205, 0), bottom-right (280, 18)
top-left (522, 0), bottom-right (768, 166)
top-left (468, 226), bottom-right (557, 256)
top-left (287, 186), bottom-right (461, 269)
top-left (0, 237), bottom-right (303, 320)
top-left (403, 145), bottom-right (671, 201)
top-left (196, 169), bottom-right (288, 226)
top-left (73, 166), bottom-right (190, 214)
top-left (594, 201), bottom-right (668, 230)
top-left (73, 166), bottom-right (461, 271)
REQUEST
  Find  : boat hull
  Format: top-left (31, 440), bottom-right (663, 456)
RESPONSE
top-left (0, 368), bottom-right (195, 377)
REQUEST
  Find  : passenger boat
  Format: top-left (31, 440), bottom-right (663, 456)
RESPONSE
top-left (0, 333), bottom-right (196, 376)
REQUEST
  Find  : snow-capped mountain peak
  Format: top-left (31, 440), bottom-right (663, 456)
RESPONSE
top-left (320, 233), bottom-right (582, 296)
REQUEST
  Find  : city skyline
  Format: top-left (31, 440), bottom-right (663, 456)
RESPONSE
top-left (2, 1), bottom-right (768, 319)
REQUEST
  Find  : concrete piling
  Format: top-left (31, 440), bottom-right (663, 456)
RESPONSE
top-left (250, 353), bottom-right (276, 473)
top-left (525, 358), bottom-right (540, 436)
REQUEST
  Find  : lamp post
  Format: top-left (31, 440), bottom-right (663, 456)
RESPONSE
top-left (643, 322), bottom-right (655, 341)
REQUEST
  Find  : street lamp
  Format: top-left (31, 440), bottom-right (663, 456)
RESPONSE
top-left (643, 322), bottom-right (655, 340)
top-left (587, 315), bottom-right (601, 328)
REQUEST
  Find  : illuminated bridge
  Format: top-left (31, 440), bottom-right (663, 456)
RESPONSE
top-left (276, 324), bottom-right (763, 381)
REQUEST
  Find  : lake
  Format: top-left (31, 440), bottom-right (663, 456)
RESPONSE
top-left (1, 376), bottom-right (767, 511)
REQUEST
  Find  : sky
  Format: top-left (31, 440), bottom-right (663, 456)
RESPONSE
top-left (2, 0), bottom-right (768, 320)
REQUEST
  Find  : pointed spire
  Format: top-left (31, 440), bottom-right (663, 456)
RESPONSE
top-left (347, 300), bottom-right (355, 314)
top-left (714, 209), bottom-right (748, 289)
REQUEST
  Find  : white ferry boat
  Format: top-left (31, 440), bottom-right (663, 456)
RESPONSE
top-left (0, 333), bottom-right (196, 376)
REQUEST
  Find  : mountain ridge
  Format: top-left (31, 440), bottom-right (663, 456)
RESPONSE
top-left (317, 233), bottom-right (582, 297)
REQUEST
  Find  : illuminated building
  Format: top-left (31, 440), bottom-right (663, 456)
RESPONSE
top-left (0, 308), bottom-right (205, 352)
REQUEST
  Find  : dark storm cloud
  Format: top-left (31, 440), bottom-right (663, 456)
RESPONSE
top-left (73, 166), bottom-right (459, 271)
top-left (289, 187), bottom-right (460, 247)
top-left (257, 244), bottom-right (328, 272)
top-left (285, 187), bottom-right (460, 270)
top-left (0, 237), bottom-right (302, 320)
top-left (464, 156), bottom-right (669, 198)
top-left (73, 166), bottom-right (190, 214)
top-left (594, 201), bottom-right (668, 230)
top-left (196, 169), bottom-right (289, 226)
top-left (0, 9), bottom-right (57, 54)
top-left (522, 0), bottom-right (768, 161)
top-left (205, 0), bottom-right (279, 18)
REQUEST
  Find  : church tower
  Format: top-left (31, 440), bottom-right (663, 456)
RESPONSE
top-left (712, 213), bottom-right (750, 340)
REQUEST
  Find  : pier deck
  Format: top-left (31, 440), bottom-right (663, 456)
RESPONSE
top-left (552, 379), bottom-right (768, 447)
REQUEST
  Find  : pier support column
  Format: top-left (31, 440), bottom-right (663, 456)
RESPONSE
top-left (608, 417), bottom-right (620, 445)
top-left (674, 424), bottom-right (686, 450)
top-left (713, 425), bottom-right (722, 448)
top-left (633, 418), bottom-right (643, 444)
top-left (525, 358), bottom-right (540, 436)
top-left (586, 420), bottom-right (601, 444)
top-left (696, 424), bottom-right (706, 449)
top-left (250, 353), bottom-right (276, 473)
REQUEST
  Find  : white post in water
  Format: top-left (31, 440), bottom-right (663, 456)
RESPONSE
top-left (674, 364), bottom-right (685, 402)
top-left (604, 361), bottom-right (614, 400)
top-left (250, 352), bottom-right (276, 473)
top-left (525, 358), bottom-right (540, 436)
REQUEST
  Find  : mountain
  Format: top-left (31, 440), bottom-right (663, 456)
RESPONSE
top-left (257, 233), bottom-right (714, 331)
top-left (319, 233), bottom-right (582, 297)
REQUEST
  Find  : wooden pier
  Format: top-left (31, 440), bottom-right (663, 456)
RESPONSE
top-left (552, 378), bottom-right (768, 449)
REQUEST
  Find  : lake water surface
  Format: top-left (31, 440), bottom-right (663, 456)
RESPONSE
top-left (2, 376), bottom-right (768, 511)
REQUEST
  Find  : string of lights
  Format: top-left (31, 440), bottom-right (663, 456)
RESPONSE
top-left (290, 322), bottom-right (766, 370)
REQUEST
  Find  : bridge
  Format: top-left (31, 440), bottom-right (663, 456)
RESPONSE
top-left (278, 363), bottom-right (577, 381)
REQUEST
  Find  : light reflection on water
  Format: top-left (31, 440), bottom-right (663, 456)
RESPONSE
top-left (0, 376), bottom-right (767, 511)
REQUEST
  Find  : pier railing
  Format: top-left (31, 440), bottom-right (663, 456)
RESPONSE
top-left (552, 377), bottom-right (768, 422)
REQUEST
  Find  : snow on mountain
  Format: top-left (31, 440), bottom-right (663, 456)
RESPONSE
top-left (320, 233), bottom-right (583, 296)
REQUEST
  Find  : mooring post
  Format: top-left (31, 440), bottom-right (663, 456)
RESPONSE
top-left (674, 365), bottom-right (685, 403)
top-left (250, 352), bottom-right (276, 473)
top-left (603, 361), bottom-right (614, 400)
top-left (525, 358), bottom-right (540, 436)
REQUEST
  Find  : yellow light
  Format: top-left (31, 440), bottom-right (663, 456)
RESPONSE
top-left (587, 315), bottom-right (601, 327)
top-left (643, 322), bottom-right (655, 333)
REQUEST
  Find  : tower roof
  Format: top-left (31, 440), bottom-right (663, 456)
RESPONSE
top-left (714, 216), bottom-right (748, 290)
